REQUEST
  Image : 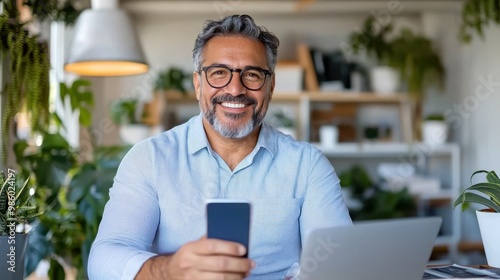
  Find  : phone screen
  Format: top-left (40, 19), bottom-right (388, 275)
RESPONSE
top-left (206, 200), bottom-right (251, 257)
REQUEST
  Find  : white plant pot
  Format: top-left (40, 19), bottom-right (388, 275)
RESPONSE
top-left (319, 125), bottom-right (338, 149)
top-left (119, 124), bottom-right (151, 145)
top-left (476, 210), bottom-right (500, 267)
top-left (370, 66), bottom-right (400, 94)
top-left (422, 121), bottom-right (448, 145)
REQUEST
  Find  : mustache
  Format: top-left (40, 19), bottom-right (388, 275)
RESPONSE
top-left (211, 94), bottom-right (257, 105)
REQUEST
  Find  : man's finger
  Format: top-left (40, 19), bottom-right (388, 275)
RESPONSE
top-left (196, 255), bottom-right (254, 273)
top-left (191, 238), bottom-right (247, 257)
top-left (191, 271), bottom-right (247, 280)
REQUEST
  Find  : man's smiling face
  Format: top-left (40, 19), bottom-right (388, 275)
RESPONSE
top-left (193, 36), bottom-right (274, 139)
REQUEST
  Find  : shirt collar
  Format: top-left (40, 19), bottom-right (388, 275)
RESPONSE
top-left (187, 113), bottom-right (276, 158)
top-left (187, 114), bottom-right (210, 155)
top-left (255, 122), bottom-right (276, 158)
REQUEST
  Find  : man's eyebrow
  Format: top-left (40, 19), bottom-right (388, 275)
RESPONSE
top-left (205, 63), bottom-right (266, 69)
top-left (206, 63), bottom-right (229, 68)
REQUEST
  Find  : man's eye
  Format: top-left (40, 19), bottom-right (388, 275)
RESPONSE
top-left (243, 71), bottom-right (262, 80)
top-left (211, 70), bottom-right (228, 76)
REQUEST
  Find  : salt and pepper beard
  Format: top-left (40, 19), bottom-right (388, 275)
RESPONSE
top-left (199, 88), bottom-right (272, 139)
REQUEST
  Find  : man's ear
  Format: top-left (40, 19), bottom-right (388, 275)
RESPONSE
top-left (193, 71), bottom-right (201, 100)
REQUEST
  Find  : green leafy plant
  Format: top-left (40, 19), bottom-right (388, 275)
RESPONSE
top-left (23, 0), bottom-right (82, 25)
top-left (349, 15), bottom-right (393, 64)
top-left (339, 165), bottom-right (373, 197)
top-left (271, 110), bottom-right (294, 128)
top-left (154, 67), bottom-right (189, 94)
top-left (388, 28), bottom-right (445, 99)
top-left (20, 144), bottom-right (129, 280)
top-left (110, 99), bottom-right (140, 125)
top-left (349, 16), bottom-right (445, 99)
top-left (15, 131), bottom-right (129, 279)
top-left (0, 0), bottom-right (84, 161)
top-left (353, 188), bottom-right (416, 220)
top-left (424, 114), bottom-right (445, 122)
top-left (0, 0), bottom-right (50, 161)
top-left (454, 170), bottom-right (500, 213)
top-left (60, 79), bottom-right (95, 127)
top-left (339, 165), bottom-right (416, 220)
top-left (0, 171), bottom-right (41, 236)
top-left (460, 0), bottom-right (500, 43)
top-left (13, 79), bottom-right (130, 279)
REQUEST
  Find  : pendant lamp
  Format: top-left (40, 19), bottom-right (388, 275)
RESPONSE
top-left (65, 0), bottom-right (148, 76)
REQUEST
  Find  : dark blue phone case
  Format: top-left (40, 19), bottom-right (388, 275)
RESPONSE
top-left (207, 202), bottom-right (250, 258)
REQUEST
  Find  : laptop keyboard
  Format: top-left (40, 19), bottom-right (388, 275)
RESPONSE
top-left (422, 266), bottom-right (500, 279)
top-left (422, 272), bottom-right (440, 279)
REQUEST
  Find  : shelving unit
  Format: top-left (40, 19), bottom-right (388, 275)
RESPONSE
top-left (315, 142), bottom-right (461, 260)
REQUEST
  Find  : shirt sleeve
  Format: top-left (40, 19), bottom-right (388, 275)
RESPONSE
top-left (88, 140), bottom-right (160, 280)
top-left (299, 146), bottom-right (353, 245)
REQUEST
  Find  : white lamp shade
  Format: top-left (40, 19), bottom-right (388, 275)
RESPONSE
top-left (65, 9), bottom-right (148, 76)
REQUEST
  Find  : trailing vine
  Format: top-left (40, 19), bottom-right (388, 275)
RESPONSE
top-left (460, 0), bottom-right (500, 43)
top-left (23, 0), bottom-right (82, 26)
top-left (0, 0), bottom-right (50, 161)
top-left (0, 0), bottom-right (82, 162)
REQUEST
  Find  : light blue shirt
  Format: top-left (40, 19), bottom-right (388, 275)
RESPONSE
top-left (88, 114), bottom-right (351, 280)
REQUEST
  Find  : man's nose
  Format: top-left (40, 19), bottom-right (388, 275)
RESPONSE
top-left (225, 72), bottom-right (246, 96)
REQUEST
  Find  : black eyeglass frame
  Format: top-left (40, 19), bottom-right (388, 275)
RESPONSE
top-left (199, 64), bottom-right (273, 91)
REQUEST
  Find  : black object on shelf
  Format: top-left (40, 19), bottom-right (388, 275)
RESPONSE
top-left (309, 48), bottom-right (358, 90)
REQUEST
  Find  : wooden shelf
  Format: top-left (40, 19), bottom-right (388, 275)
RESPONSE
top-left (160, 91), bottom-right (414, 142)
top-left (307, 92), bottom-right (410, 103)
top-left (163, 91), bottom-right (411, 103)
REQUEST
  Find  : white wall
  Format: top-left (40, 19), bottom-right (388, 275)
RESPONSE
top-left (456, 25), bottom-right (500, 240)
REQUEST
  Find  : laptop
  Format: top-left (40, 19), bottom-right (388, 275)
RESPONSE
top-left (297, 217), bottom-right (442, 280)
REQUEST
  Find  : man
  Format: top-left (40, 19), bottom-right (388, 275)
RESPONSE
top-left (88, 14), bottom-right (351, 280)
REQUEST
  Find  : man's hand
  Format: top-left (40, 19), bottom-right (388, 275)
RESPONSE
top-left (135, 237), bottom-right (255, 280)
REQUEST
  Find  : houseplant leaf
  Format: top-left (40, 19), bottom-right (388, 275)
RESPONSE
top-left (454, 192), bottom-right (500, 213)
top-left (461, 182), bottom-right (500, 206)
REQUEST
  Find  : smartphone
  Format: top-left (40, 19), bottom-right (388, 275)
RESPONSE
top-left (206, 200), bottom-right (251, 257)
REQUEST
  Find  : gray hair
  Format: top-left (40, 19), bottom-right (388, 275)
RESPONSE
top-left (193, 14), bottom-right (280, 72)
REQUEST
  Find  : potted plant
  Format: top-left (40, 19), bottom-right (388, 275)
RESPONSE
top-left (422, 114), bottom-right (448, 145)
top-left (110, 98), bottom-right (152, 145)
top-left (349, 16), bottom-right (399, 94)
top-left (154, 67), bottom-right (189, 95)
top-left (13, 84), bottom-right (130, 279)
top-left (387, 28), bottom-right (445, 101)
top-left (349, 16), bottom-right (445, 101)
top-left (144, 67), bottom-right (191, 128)
top-left (454, 170), bottom-right (500, 267)
top-left (338, 165), bottom-right (416, 220)
top-left (0, 170), bottom-right (41, 280)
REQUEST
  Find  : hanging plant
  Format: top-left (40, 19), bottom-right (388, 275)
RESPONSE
top-left (23, 0), bottom-right (82, 26)
top-left (0, 0), bottom-right (50, 161)
top-left (460, 0), bottom-right (500, 43)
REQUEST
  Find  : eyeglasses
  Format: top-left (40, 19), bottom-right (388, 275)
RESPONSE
top-left (199, 65), bottom-right (272, 91)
